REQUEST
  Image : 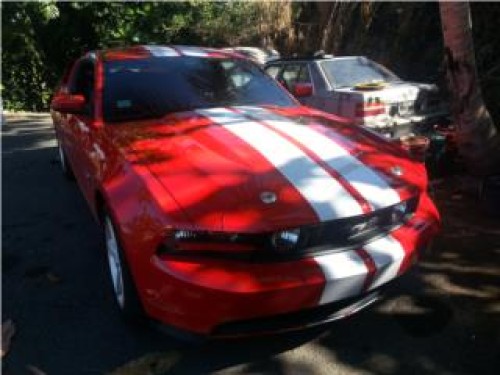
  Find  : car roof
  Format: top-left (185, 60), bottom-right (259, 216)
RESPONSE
top-left (87, 45), bottom-right (245, 62)
top-left (265, 55), bottom-right (363, 65)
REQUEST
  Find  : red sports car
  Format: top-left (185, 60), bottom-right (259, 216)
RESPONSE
top-left (51, 45), bottom-right (440, 338)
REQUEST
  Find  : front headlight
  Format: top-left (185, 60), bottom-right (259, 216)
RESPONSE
top-left (391, 200), bottom-right (414, 224)
top-left (159, 227), bottom-right (303, 258)
top-left (164, 230), bottom-right (259, 254)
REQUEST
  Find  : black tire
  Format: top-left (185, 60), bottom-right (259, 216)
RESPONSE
top-left (103, 212), bottom-right (145, 322)
top-left (57, 140), bottom-right (74, 180)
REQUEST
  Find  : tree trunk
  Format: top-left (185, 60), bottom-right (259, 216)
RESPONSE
top-left (439, 1), bottom-right (500, 175)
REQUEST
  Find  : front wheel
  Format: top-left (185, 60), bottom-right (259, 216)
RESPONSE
top-left (57, 140), bottom-right (74, 180)
top-left (103, 213), bottom-right (144, 321)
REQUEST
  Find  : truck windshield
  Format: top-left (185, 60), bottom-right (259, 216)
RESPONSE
top-left (320, 57), bottom-right (400, 89)
top-left (103, 56), bottom-right (297, 122)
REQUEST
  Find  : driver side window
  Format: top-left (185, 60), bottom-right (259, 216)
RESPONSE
top-left (68, 59), bottom-right (95, 117)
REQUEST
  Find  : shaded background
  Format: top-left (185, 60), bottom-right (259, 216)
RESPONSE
top-left (2, 1), bottom-right (500, 126)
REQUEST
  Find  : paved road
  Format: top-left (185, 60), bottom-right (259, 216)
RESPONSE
top-left (2, 113), bottom-right (499, 375)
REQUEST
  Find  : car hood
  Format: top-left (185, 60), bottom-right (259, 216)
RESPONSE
top-left (108, 106), bottom-right (423, 232)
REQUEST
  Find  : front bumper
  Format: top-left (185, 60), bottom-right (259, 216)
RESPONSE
top-left (211, 288), bottom-right (381, 338)
top-left (139, 196), bottom-right (439, 336)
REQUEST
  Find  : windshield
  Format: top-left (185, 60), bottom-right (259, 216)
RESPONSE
top-left (320, 57), bottom-right (400, 89)
top-left (103, 57), bottom-right (297, 122)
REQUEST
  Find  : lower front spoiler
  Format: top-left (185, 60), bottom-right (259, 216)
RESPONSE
top-left (211, 289), bottom-right (381, 339)
top-left (152, 289), bottom-right (382, 342)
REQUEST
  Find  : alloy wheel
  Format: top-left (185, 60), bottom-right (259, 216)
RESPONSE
top-left (104, 217), bottom-right (125, 308)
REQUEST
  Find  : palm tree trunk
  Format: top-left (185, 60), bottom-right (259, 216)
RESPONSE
top-left (439, 1), bottom-right (500, 175)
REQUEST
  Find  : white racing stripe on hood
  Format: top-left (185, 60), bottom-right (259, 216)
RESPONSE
top-left (197, 108), bottom-right (363, 221)
top-left (236, 106), bottom-right (401, 211)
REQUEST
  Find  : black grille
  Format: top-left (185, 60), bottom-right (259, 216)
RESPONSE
top-left (296, 195), bottom-right (418, 256)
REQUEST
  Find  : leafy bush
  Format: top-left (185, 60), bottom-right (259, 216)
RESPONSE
top-left (2, 1), bottom-right (265, 111)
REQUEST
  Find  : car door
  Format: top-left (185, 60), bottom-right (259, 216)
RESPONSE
top-left (64, 58), bottom-right (99, 203)
top-left (52, 61), bottom-right (78, 173)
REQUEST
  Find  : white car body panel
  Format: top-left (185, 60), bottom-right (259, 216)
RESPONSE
top-left (265, 56), bottom-right (449, 137)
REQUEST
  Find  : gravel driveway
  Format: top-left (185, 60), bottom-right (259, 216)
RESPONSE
top-left (2, 113), bottom-right (499, 375)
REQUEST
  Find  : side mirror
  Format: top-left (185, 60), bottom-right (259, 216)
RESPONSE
top-left (51, 94), bottom-right (86, 114)
top-left (292, 83), bottom-right (313, 98)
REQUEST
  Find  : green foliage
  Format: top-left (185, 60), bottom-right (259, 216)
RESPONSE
top-left (2, 1), bottom-right (264, 111)
top-left (5, 0), bottom-right (497, 120)
top-left (2, 1), bottom-right (59, 110)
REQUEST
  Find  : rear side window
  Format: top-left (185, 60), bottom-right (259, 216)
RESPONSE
top-left (280, 63), bottom-right (311, 90)
top-left (102, 57), bottom-right (296, 123)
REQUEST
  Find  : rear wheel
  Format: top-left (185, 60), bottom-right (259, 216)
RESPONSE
top-left (103, 213), bottom-right (144, 321)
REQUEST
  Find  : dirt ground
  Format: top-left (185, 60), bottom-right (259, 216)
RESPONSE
top-left (2, 113), bottom-right (500, 375)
